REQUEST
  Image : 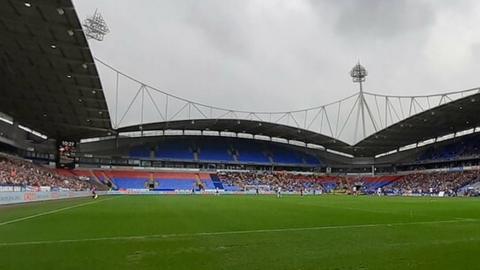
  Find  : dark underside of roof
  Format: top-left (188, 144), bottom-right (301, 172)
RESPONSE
top-left (116, 119), bottom-right (354, 155)
top-left (0, 0), bottom-right (112, 140)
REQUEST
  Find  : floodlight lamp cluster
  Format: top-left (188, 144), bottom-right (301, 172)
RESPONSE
top-left (82, 10), bottom-right (109, 41)
top-left (350, 63), bottom-right (368, 83)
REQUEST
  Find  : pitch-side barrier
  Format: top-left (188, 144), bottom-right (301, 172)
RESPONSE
top-left (0, 191), bottom-right (106, 205)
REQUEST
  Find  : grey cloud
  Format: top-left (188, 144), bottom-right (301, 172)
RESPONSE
top-left (185, 1), bottom-right (252, 57)
top-left (331, 0), bottom-right (435, 39)
top-left (73, 0), bottom-right (480, 115)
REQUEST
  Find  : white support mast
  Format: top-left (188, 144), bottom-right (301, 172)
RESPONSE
top-left (350, 63), bottom-right (377, 142)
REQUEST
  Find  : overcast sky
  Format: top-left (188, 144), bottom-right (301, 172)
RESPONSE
top-left (74, 0), bottom-right (480, 114)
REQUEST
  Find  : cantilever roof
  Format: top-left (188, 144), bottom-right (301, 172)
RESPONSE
top-left (116, 119), bottom-right (354, 155)
top-left (353, 92), bottom-right (480, 156)
top-left (0, 0), bottom-right (112, 140)
top-left (117, 92), bottom-right (480, 157)
top-left (3, 0), bottom-right (480, 158)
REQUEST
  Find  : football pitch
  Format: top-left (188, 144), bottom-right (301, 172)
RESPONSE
top-left (1, 195), bottom-right (480, 270)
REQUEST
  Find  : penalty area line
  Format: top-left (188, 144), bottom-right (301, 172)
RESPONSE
top-left (0, 218), bottom-right (476, 247)
top-left (0, 197), bottom-right (115, 227)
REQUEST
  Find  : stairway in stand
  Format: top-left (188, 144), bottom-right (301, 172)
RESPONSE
top-left (210, 174), bottom-right (224, 190)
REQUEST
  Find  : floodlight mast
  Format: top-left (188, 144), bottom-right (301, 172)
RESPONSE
top-left (350, 63), bottom-right (370, 141)
top-left (82, 9), bottom-right (109, 41)
top-left (350, 63), bottom-right (368, 92)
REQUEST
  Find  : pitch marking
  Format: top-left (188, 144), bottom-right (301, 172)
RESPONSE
top-left (0, 218), bottom-right (476, 247)
top-left (0, 197), bottom-right (115, 227)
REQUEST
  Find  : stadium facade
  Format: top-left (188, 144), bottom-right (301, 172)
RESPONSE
top-left (2, 0), bottom-right (480, 183)
top-left (3, 3), bottom-right (480, 269)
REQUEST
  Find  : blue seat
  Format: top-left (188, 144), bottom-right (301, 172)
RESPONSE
top-left (156, 141), bottom-right (194, 161)
top-left (129, 146), bottom-right (151, 158)
top-left (235, 141), bottom-right (270, 164)
top-left (197, 140), bottom-right (233, 162)
top-left (113, 178), bottom-right (148, 189)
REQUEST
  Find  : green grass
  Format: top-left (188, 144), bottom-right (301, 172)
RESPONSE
top-left (1, 195), bottom-right (480, 270)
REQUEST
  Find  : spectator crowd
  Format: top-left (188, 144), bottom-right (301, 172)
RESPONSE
top-left (219, 170), bottom-right (480, 196)
top-left (0, 156), bottom-right (92, 191)
top-left (386, 170), bottom-right (480, 196)
top-left (2, 153), bottom-right (480, 196)
top-left (219, 171), bottom-right (341, 193)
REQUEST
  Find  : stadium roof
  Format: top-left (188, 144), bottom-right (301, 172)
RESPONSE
top-left (0, 0), bottom-right (112, 140)
top-left (353, 92), bottom-right (480, 156)
top-left (3, 1), bottom-right (480, 158)
top-left (116, 119), bottom-right (354, 154)
top-left (116, 91), bottom-right (480, 157)
top-left (94, 56), bottom-right (480, 158)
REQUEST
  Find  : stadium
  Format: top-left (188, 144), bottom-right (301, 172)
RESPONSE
top-left (1, 1), bottom-right (480, 269)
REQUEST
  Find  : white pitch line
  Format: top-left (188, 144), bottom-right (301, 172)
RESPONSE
top-left (0, 197), bottom-right (114, 227)
top-left (0, 218), bottom-right (476, 247)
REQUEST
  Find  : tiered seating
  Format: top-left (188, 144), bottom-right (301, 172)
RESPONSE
top-left (386, 171), bottom-right (480, 195)
top-left (235, 140), bottom-right (270, 164)
top-left (270, 146), bottom-right (304, 165)
top-left (0, 156), bottom-right (93, 191)
top-left (304, 155), bottom-right (320, 166)
top-left (270, 145), bottom-right (321, 166)
top-left (316, 176), bottom-right (338, 192)
top-left (94, 170), bottom-right (214, 191)
top-left (55, 169), bottom-right (76, 177)
top-left (127, 137), bottom-right (324, 167)
top-left (102, 170), bottom-right (149, 189)
top-left (218, 170), bottom-right (480, 195)
top-left (359, 176), bottom-right (403, 191)
top-left (210, 174), bottom-right (225, 190)
top-left (216, 172), bottom-right (406, 193)
top-left (129, 146), bottom-right (151, 158)
top-left (418, 134), bottom-right (480, 162)
top-left (156, 140), bottom-right (194, 161)
top-left (92, 170), bottom-right (109, 186)
top-left (196, 139), bottom-right (234, 162)
top-left (113, 178), bottom-right (147, 189)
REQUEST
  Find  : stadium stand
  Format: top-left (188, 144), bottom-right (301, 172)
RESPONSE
top-left (196, 138), bottom-right (234, 162)
top-left (210, 173), bottom-right (225, 190)
top-left (385, 170), bottom-right (480, 195)
top-left (417, 134), bottom-right (480, 162)
top-left (92, 170), bottom-right (214, 191)
top-left (234, 140), bottom-right (271, 164)
top-left (155, 139), bottom-right (195, 161)
top-left (125, 136), bottom-right (323, 167)
top-left (218, 171), bottom-right (331, 192)
top-left (270, 146), bottom-right (304, 165)
top-left (353, 175), bottom-right (403, 192)
top-left (270, 145), bottom-right (322, 166)
top-left (235, 141), bottom-right (272, 164)
top-left (304, 154), bottom-right (322, 166)
top-left (0, 155), bottom-right (93, 191)
top-left (129, 146), bottom-right (152, 159)
top-left (2, 148), bottom-right (479, 197)
top-left (216, 170), bottom-right (479, 196)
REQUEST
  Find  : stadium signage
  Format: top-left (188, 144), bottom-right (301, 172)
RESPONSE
top-left (0, 191), bottom-right (93, 205)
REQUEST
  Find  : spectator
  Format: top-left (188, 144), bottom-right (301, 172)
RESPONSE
top-left (0, 156), bottom-right (92, 191)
